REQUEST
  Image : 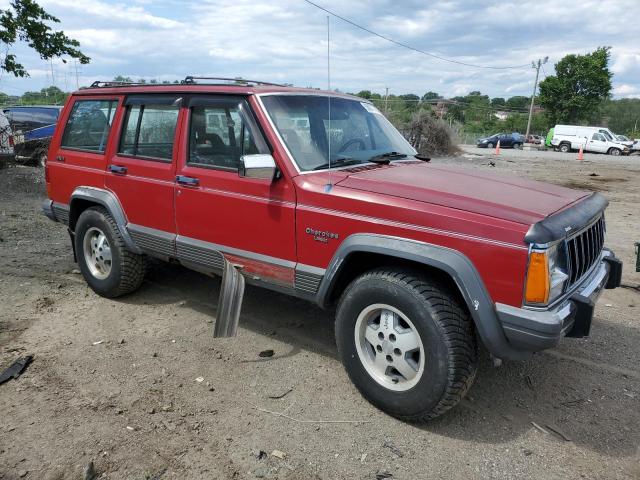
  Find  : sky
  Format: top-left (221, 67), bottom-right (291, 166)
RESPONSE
top-left (1, 0), bottom-right (639, 99)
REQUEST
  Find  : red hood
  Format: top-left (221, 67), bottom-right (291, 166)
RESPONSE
top-left (336, 162), bottom-right (589, 225)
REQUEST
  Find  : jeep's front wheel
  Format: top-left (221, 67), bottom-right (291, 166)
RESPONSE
top-left (75, 207), bottom-right (146, 298)
top-left (335, 269), bottom-right (478, 421)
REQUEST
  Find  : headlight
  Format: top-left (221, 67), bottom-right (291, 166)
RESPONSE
top-left (524, 244), bottom-right (568, 306)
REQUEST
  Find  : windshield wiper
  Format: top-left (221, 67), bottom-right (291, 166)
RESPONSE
top-left (367, 151), bottom-right (408, 163)
top-left (312, 157), bottom-right (364, 171)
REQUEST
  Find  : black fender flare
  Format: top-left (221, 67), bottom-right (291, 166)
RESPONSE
top-left (69, 186), bottom-right (142, 254)
top-left (316, 234), bottom-right (530, 361)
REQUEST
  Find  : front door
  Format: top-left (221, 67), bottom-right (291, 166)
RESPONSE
top-left (174, 95), bottom-right (297, 286)
top-left (105, 94), bottom-right (184, 256)
top-left (587, 133), bottom-right (608, 153)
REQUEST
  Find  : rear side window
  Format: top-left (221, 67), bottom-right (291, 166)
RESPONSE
top-left (61, 100), bottom-right (117, 153)
top-left (119, 102), bottom-right (179, 161)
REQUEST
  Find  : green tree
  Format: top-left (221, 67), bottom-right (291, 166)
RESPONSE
top-left (113, 75), bottom-right (133, 82)
top-left (1, 0), bottom-right (89, 77)
top-left (422, 91), bottom-right (441, 102)
top-left (22, 85), bottom-right (67, 104)
top-left (491, 97), bottom-right (506, 107)
top-left (599, 98), bottom-right (640, 136)
top-left (505, 96), bottom-right (529, 110)
top-left (538, 47), bottom-right (612, 124)
top-left (355, 90), bottom-right (372, 99)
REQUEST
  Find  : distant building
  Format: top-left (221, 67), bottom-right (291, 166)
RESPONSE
top-left (494, 111), bottom-right (509, 121)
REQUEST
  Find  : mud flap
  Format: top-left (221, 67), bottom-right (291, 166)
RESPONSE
top-left (213, 258), bottom-right (246, 338)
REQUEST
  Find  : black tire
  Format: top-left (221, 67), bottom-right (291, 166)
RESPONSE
top-left (513, 143), bottom-right (522, 149)
top-left (75, 206), bottom-right (146, 298)
top-left (335, 268), bottom-right (478, 421)
top-left (608, 148), bottom-right (621, 156)
top-left (559, 143), bottom-right (571, 153)
top-left (486, 142), bottom-right (494, 149)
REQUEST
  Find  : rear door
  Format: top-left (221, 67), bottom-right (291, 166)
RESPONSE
top-left (174, 94), bottom-right (297, 286)
top-left (105, 94), bottom-right (184, 256)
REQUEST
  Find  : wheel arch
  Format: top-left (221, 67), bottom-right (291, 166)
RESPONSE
top-left (69, 187), bottom-right (142, 254)
top-left (316, 234), bottom-right (530, 361)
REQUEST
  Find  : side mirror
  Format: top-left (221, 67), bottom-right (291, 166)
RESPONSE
top-left (239, 154), bottom-right (277, 181)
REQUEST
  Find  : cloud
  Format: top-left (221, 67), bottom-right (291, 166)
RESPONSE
top-left (0, 0), bottom-right (638, 99)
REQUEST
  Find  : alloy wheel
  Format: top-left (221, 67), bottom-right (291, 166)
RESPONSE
top-left (354, 303), bottom-right (425, 392)
top-left (83, 227), bottom-right (112, 280)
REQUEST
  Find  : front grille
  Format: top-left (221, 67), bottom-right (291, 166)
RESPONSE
top-left (565, 216), bottom-right (605, 287)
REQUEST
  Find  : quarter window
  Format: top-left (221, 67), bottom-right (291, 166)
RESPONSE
top-left (119, 104), bottom-right (179, 160)
top-left (188, 102), bottom-right (259, 170)
top-left (60, 100), bottom-right (117, 153)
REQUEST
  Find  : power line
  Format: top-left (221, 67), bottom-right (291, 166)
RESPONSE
top-left (303, 0), bottom-right (532, 70)
top-left (366, 97), bottom-right (532, 113)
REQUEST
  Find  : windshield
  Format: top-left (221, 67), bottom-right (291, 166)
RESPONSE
top-left (260, 95), bottom-right (416, 172)
top-left (599, 129), bottom-right (614, 141)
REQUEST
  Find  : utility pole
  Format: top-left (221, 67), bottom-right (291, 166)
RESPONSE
top-left (73, 59), bottom-right (80, 89)
top-left (384, 86), bottom-right (389, 114)
top-left (50, 59), bottom-right (55, 87)
top-left (525, 57), bottom-right (548, 142)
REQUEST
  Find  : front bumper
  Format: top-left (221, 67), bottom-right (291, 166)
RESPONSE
top-left (495, 250), bottom-right (622, 352)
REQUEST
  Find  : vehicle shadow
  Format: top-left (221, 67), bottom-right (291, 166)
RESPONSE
top-left (121, 261), bottom-right (640, 459)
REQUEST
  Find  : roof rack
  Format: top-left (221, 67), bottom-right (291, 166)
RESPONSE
top-left (85, 77), bottom-right (287, 89)
top-left (181, 76), bottom-right (285, 87)
top-left (88, 80), bottom-right (154, 88)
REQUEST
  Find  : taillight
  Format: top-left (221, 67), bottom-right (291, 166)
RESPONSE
top-left (8, 135), bottom-right (14, 147)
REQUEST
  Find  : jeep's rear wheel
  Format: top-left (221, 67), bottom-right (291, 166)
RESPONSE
top-left (335, 268), bottom-right (478, 421)
top-left (75, 207), bottom-right (146, 298)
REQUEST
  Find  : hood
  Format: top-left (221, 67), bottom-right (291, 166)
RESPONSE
top-left (336, 162), bottom-right (589, 225)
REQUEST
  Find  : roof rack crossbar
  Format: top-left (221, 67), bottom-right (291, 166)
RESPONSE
top-left (181, 76), bottom-right (284, 87)
top-left (88, 80), bottom-right (151, 88)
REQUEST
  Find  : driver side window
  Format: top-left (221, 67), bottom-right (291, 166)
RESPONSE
top-left (188, 104), bottom-right (258, 170)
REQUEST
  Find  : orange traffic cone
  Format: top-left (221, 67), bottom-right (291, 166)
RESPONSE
top-left (577, 144), bottom-right (584, 161)
top-left (495, 140), bottom-right (501, 155)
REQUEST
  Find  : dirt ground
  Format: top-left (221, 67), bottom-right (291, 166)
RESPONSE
top-left (1, 148), bottom-right (639, 480)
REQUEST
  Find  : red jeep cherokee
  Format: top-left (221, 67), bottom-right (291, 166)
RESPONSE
top-left (43, 78), bottom-right (622, 421)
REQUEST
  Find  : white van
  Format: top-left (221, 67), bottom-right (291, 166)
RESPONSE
top-left (551, 125), bottom-right (630, 155)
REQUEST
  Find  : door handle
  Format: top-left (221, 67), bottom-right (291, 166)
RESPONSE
top-left (109, 165), bottom-right (128, 174)
top-left (56, 155), bottom-right (65, 162)
top-left (176, 175), bottom-right (199, 186)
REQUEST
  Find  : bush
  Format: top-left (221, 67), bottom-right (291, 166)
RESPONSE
top-left (399, 111), bottom-right (459, 156)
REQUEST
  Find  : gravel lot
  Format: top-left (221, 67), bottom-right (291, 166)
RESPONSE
top-left (1, 148), bottom-right (639, 479)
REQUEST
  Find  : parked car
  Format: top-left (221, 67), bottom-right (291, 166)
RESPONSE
top-left (3, 105), bottom-right (63, 166)
top-left (0, 111), bottom-right (14, 167)
top-left (477, 133), bottom-right (523, 149)
top-left (42, 78), bottom-right (622, 421)
top-left (551, 124), bottom-right (630, 155)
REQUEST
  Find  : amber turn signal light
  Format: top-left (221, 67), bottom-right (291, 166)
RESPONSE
top-left (525, 251), bottom-right (550, 304)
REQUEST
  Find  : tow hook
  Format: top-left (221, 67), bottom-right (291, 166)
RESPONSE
top-left (213, 258), bottom-right (246, 338)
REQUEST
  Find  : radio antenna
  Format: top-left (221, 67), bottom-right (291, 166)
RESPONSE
top-left (324, 15), bottom-right (333, 193)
